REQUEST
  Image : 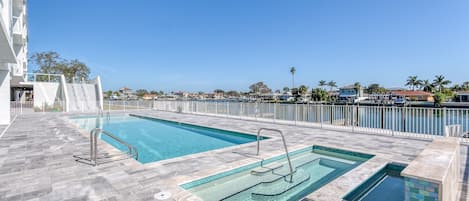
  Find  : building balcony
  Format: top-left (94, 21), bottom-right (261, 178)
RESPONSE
top-left (12, 16), bottom-right (27, 45)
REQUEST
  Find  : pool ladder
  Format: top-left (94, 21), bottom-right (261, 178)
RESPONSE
top-left (256, 128), bottom-right (294, 182)
top-left (74, 128), bottom-right (138, 166)
top-left (97, 109), bottom-right (111, 120)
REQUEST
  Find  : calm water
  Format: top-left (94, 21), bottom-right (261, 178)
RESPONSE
top-left (344, 164), bottom-right (405, 201)
top-left (187, 102), bottom-right (469, 135)
top-left (185, 146), bottom-right (372, 201)
top-left (70, 115), bottom-right (259, 163)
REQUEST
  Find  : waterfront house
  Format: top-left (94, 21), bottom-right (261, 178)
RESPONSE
top-left (390, 90), bottom-right (434, 102)
top-left (338, 85), bottom-right (365, 103)
top-left (119, 87), bottom-right (137, 100)
top-left (142, 93), bottom-right (157, 100)
top-left (455, 91), bottom-right (469, 102)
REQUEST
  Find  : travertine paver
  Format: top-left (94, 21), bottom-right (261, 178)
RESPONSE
top-left (0, 111), bottom-right (466, 201)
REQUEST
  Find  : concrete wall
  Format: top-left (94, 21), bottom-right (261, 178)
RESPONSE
top-left (66, 83), bottom-right (99, 112)
top-left (33, 82), bottom-right (62, 109)
top-left (402, 138), bottom-right (460, 201)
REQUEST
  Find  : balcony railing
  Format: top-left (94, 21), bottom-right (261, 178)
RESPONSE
top-left (23, 73), bottom-right (62, 83)
top-left (12, 15), bottom-right (26, 44)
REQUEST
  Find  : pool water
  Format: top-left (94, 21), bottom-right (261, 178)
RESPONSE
top-left (343, 163), bottom-right (406, 201)
top-left (69, 114), bottom-right (263, 163)
top-left (182, 146), bottom-right (373, 201)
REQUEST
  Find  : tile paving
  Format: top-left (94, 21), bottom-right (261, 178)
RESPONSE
top-left (0, 111), bottom-right (467, 200)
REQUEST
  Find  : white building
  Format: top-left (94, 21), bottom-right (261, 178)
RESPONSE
top-left (0, 0), bottom-right (28, 124)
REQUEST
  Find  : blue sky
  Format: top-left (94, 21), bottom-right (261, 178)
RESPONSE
top-left (29, 0), bottom-right (469, 92)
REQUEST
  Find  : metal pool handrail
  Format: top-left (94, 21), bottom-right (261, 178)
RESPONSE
top-left (89, 128), bottom-right (138, 166)
top-left (256, 128), bottom-right (294, 182)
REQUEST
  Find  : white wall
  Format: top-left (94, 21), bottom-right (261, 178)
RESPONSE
top-left (33, 82), bottom-right (61, 108)
top-left (0, 69), bottom-right (10, 124)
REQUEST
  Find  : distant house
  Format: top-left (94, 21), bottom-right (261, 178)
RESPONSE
top-left (173, 91), bottom-right (189, 99)
top-left (338, 85), bottom-right (364, 103)
top-left (455, 91), bottom-right (469, 102)
top-left (390, 90), bottom-right (434, 102)
top-left (119, 87), bottom-right (137, 100)
top-left (142, 93), bottom-right (157, 100)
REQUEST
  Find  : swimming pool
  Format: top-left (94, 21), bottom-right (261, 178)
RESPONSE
top-left (343, 163), bottom-right (406, 201)
top-left (182, 146), bottom-right (373, 201)
top-left (69, 114), bottom-right (264, 163)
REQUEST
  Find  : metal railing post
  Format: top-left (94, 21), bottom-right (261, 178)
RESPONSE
top-left (391, 106), bottom-right (395, 136)
top-left (227, 101), bottom-right (230, 117)
top-left (443, 107), bottom-right (447, 136)
top-left (295, 103), bottom-right (297, 125)
top-left (273, 102), bottom-right (276, 123)
top-left (352, 105), bottom-right (355, 132)
top-left (320, 104), bottom-right (323, 128)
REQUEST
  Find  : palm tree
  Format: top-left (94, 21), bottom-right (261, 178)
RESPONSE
top-left (433, 75), bottom-right (451, 92)
top-left (318, 80), bottom-right (326, 89)
top-left (353, 82), bottom-right (362, 96)
top-left (462, 81), bottom-right (469, 90)
top-left (416, 80), bottom-right (423, 90)
top-left (290, 67), bottom-right (296, 89)
top-left (406, 76), bottom-right (419, 90)
top-left (298, 85), bottom-right (309, 97)
top-left (421, 80), bottom-right (434, 92)
top-left (327, 81), bottom-right (337, 92)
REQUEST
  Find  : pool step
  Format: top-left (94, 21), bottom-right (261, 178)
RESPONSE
top-left (220, 153), bottom-right (321, 200)
top-left (251, 169), bottom-right (310, 198)
top-left (251, 162), bottom-right (283, 175)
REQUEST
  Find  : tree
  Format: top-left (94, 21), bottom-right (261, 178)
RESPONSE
top-left (214, 89), bottom-right (225, 94)
top-left (105, 90), bottom-right (113, 98)
top-left (463, 82), bottom-right (469, 90)
top-left (30, 51), bottom-right (91, 82)
top-left (226, 90), bottom-right (240, 97)
top-left (433, 75), bottom-right (451, 92)
top-left (290, 67), bottom-right (296, 89)
top-left (298, 85), bottom-right (309, 97)
top-left (249, 82), bottom-right (272, 94)
top-left (274, 89), bottom-right (281, 93)
top-left (30, 51), bottom-right (61, 74)
top-left (366, 83), bottom-right (386, 94)
top-left (405, 76), bottom-right (420, 90)
top-left (318, 80), bottom-right (327, 89)
top-left (421, 80), bottom-right (435, 92)
top-left (353, 82), bottom-right (362, 96)
top-left (65, 59), bottom-right (90, 82)
top-left (283, 87), bottom-right (290, 93)
top-left (150, 90), bottom-right (159, 95)
top-left (135, 89), bottom-right (148, 97)
top-left (433, 92), bottom-right (446, 107)
top-left (327, 81), bottom-right (337, 92)
top-left (311, 88), bottom-right (329, 101)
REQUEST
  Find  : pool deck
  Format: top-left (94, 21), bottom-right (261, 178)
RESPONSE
top-left (0, 110), bottom-right (468, 201)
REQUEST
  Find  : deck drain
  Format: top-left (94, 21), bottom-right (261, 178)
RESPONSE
top-left (154, 191), bottom-right (172, 200)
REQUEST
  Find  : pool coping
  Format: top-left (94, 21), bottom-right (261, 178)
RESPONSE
top-left (61, 111), bottom-right (431, 201)
top-left (64, 113), bottom-right (280, 167)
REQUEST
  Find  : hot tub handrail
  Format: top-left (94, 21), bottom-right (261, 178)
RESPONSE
top-left (89, 128), bottom-right (138, 166)
top-left (256, 128), bottom-right (294, 182)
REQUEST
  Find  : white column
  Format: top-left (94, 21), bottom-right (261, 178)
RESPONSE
top-left (0, 70), bottom-right (11, 124)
